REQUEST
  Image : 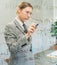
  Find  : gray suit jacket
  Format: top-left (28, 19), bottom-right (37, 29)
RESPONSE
top-left (4, 19), bottom-right (35, 65)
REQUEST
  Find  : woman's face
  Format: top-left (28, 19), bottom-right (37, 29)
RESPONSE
top-left (18, 7), bottom-right (33, 22)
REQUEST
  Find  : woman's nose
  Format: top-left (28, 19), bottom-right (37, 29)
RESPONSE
top-left (28, 13), bottom-right (31, 18)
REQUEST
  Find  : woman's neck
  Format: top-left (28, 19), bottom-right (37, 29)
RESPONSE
top-left (17, 16), bottom-right (24, 23)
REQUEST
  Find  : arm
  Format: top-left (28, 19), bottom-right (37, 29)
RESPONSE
top-left (4, 24), bottom-right (31, 54)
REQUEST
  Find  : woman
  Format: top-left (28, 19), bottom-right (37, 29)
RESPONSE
top-left (4, 2), bottom-right (37, 65)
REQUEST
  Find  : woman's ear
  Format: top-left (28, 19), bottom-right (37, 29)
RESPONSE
top-left (17, 8), bottom-right (20, 14)
top-left (16, 7), bottom-right (21, 14)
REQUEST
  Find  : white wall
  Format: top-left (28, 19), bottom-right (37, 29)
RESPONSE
top-left (0, 0), bottom-right (56, 65)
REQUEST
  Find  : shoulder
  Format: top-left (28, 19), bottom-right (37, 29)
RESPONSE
top-left (5, 20), bottom-right (16, 29)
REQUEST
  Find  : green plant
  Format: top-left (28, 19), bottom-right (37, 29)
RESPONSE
top-left (50, 21), bottom-right (57, 44)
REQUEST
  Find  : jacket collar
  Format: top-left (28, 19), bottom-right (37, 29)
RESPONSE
top-left (14, 19), bottom-right (25, 34)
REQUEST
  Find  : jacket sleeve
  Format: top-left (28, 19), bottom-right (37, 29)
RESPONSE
top-left (4, 24), bottom-right (32, 54)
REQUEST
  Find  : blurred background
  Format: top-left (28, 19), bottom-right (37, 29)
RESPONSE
top-left (0, 0), bottom-right (57, 65)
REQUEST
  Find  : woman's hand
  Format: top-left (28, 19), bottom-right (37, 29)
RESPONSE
top-left (25, 23), bottom-right (37, 39)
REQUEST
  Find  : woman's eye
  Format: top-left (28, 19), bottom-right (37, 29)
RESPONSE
top-left (26, 11), bottom-right (32, 15)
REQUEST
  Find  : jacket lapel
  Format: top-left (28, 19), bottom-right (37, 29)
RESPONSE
top-left (14, 19), bottom-right (25, 34)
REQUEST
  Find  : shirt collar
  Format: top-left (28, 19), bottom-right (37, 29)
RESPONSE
top-left (15, 17), bottom-right (23, 28)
